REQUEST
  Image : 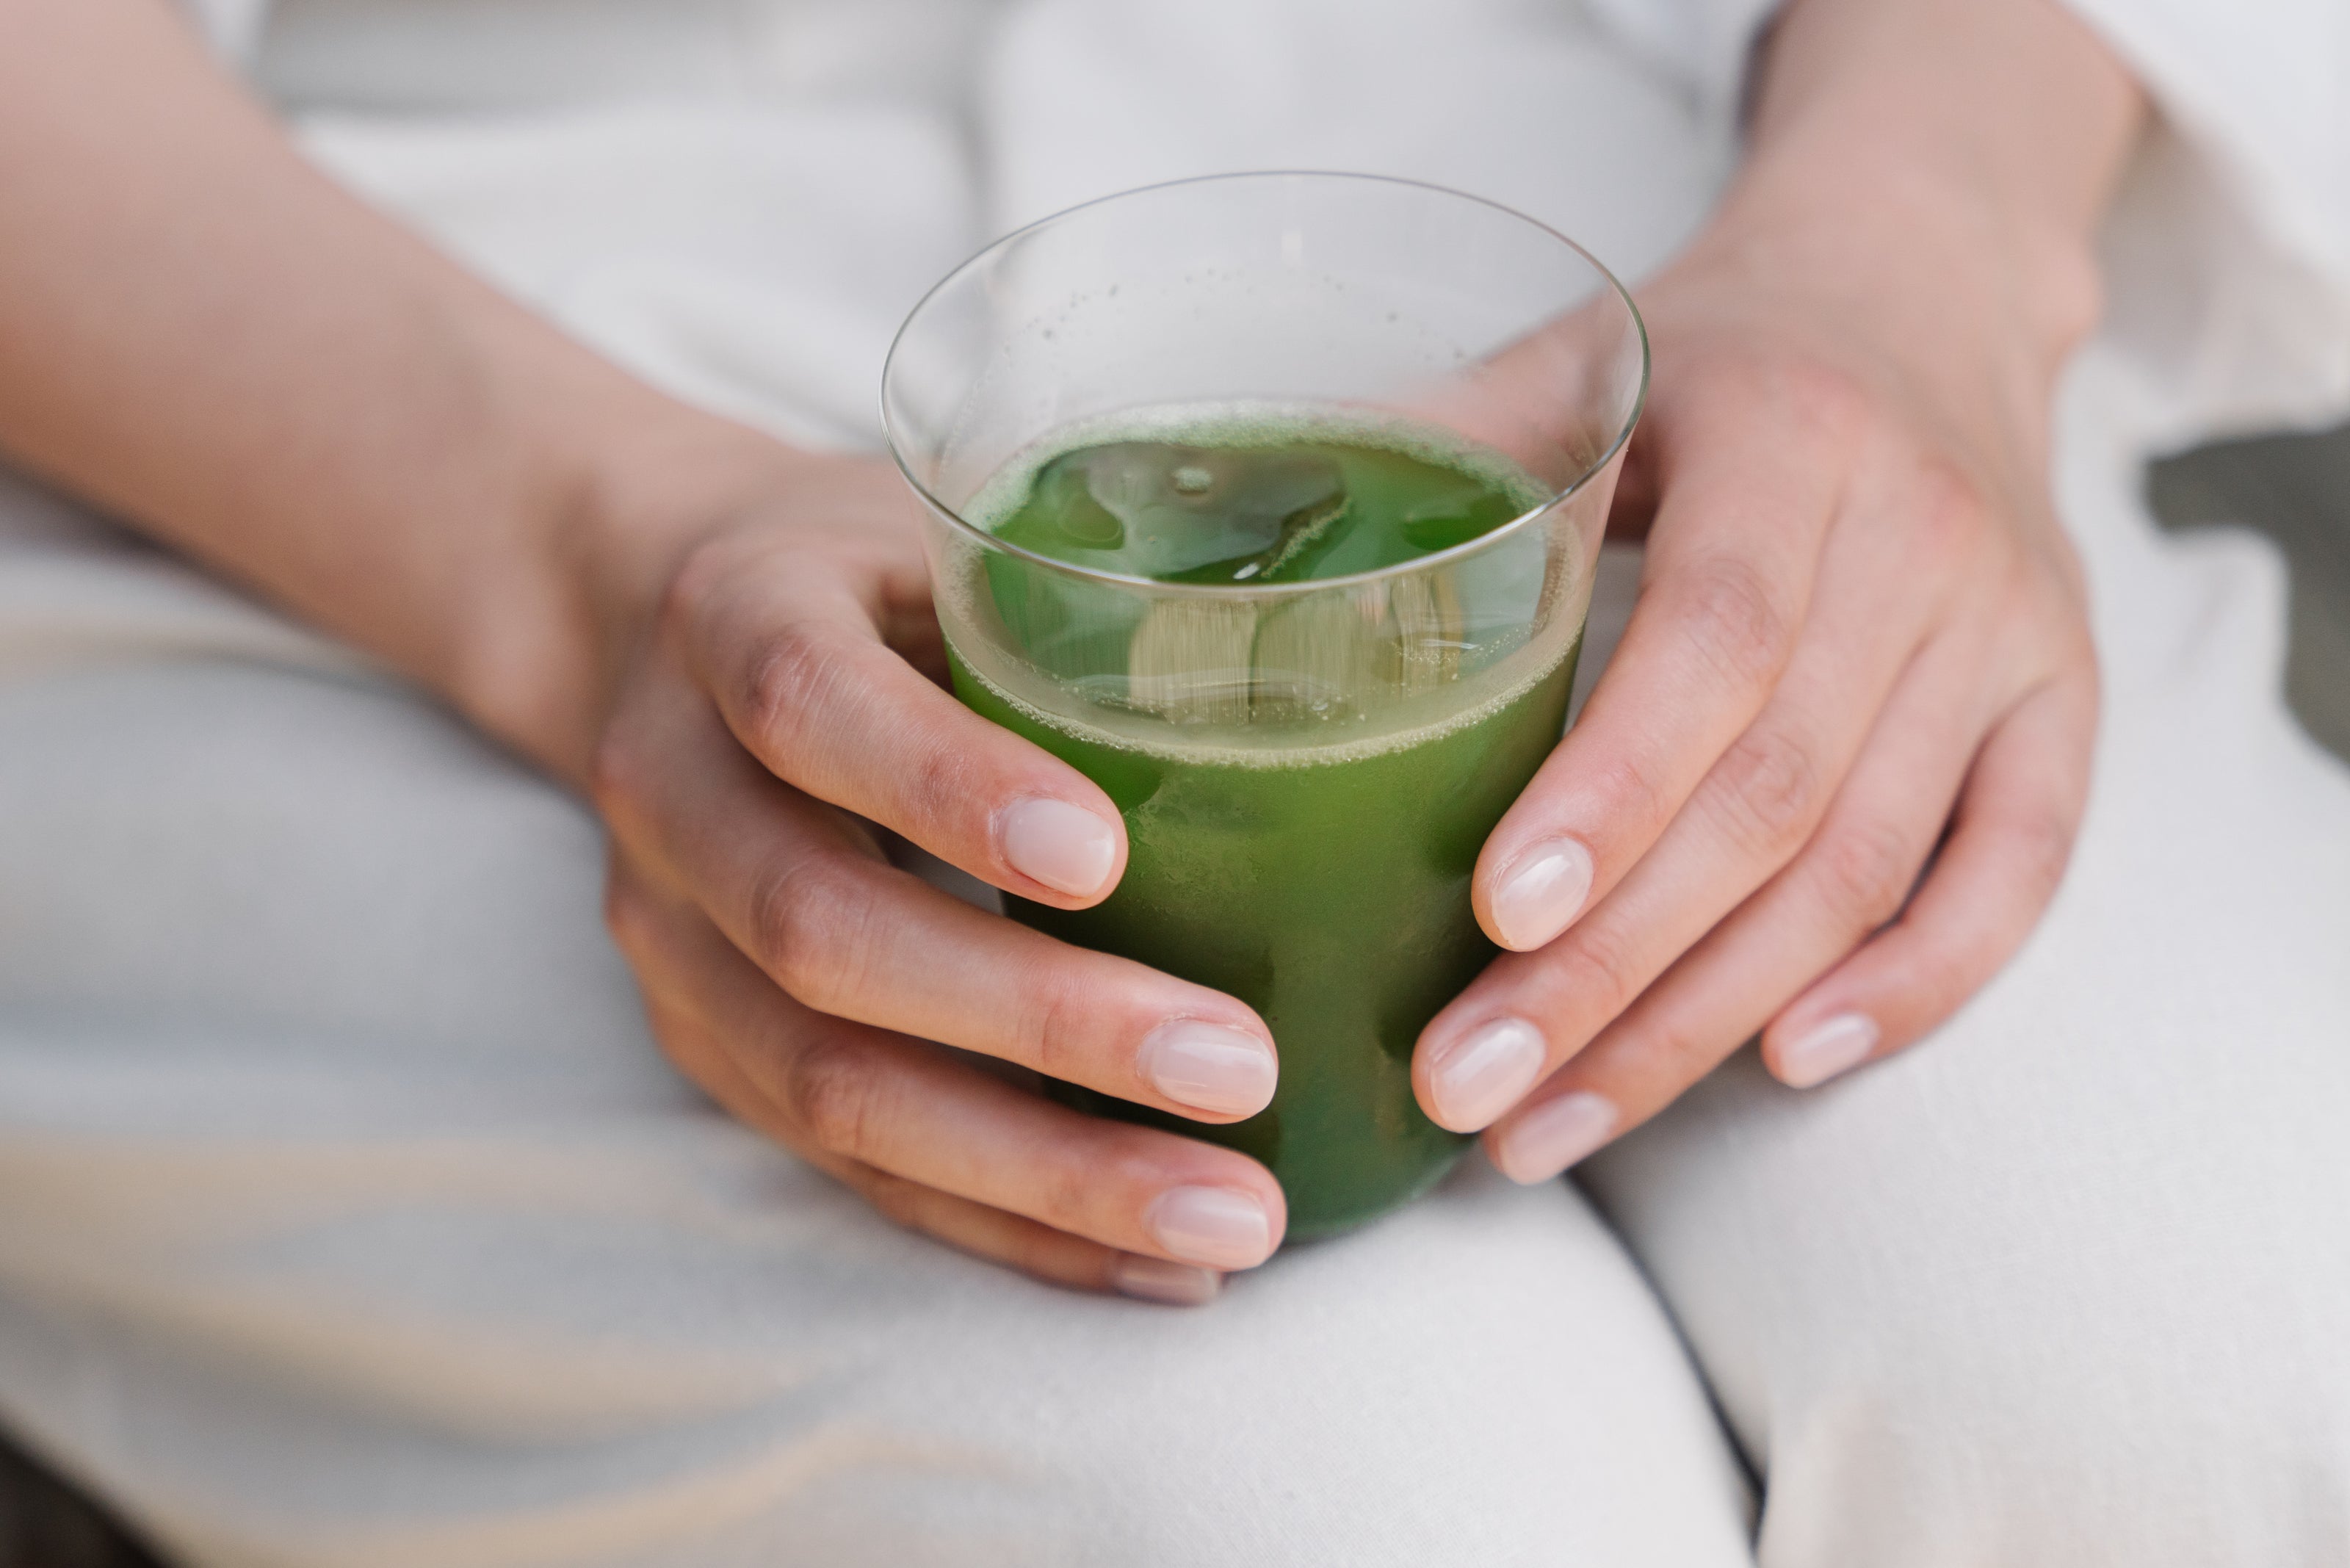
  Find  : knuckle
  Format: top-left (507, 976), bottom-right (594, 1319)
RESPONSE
top-left (663, 530), bottom-right (768, 631)
top-left (1687, 353), bottom-right (1866, 446)
top-left (842, 1163), bottom-right (937, 1238)
top-left (788, 1032), bottom-right (889, 1160)
top-left (1587, 751), bottom-right (1676, 839)
top-left (748, 852), bottom-right (878, 1009)
top-left (741, 621), bottom-right (851, 759)
top-left (1812, 814), bottom-right (1925, 927)
top-left (903, 730), bottom-right (980, 836)
top-left (1677, 556), bottom-right (1796, 691)
top-left (1989, 535), bottom-right (2092, 651)
top-left (2043, 528), bottom-right (2094, 606)
top-left (2002, 549), bottom-right (2060, 616)
top-left (1762, 358), bottom-right (1871, 447)
top-left (585, 726), bottom-right (649, 831)
top-left (1986, 586), bottom-right (2051, 673)
top-left (1707, 724), bottom-right (1826, 860)
top-left (2000, 810), bottom-right (2078, 903)
top-left (1637, 1017), bottom-right (1731, 1082)
top-left (1014, 958), bottom-right (1094, 1083)
top-left (601, 870), bottom-right (659, 958)
top-left (1555, 918), bottom-right (1647, 1023)
top-left (1033, 1154), bottom-right (1099, 1233)
top-left (858, 1168), bottom-right (926, 1229)
top-left (1906, 454), bottom-right (1990, 566)
top-left (656, 543), bottom-right (720, 637)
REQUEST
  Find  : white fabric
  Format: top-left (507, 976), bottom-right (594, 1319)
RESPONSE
top-left (2068, 0), bottom-right (2350, 437)
top-left (6, 0), bottom-right (2350, 1563)
top-left (1579, 0), bottom-right (2350, 436)
top-left (1593, 350), bottom-right (2350, 1562)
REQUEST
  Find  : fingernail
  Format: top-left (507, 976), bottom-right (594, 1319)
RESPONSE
top-left (1492, 1091), bottom-right (1618, 1184)
top-left (1490, 838), bottom-right (1594, 950)
top-left (1776, 1012), bottom-right (1880, 1088)
top-left (1000, 797), bottom-right (1118, 897)
top-left (1146, 1186), bottom-right (1273, 1271)
top-left (1427, 1017), bottom-right (1547, 1131)
top-left (1140, 1020), bottom-right (1278, 1117)
top-left (1110, 1254), bottom-right (1221, 1307)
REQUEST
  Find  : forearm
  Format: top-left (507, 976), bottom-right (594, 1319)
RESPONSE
top-left (1702, 0), bottom-right (2145, 394)
top-left (0, 0), bottom-right (787, 778)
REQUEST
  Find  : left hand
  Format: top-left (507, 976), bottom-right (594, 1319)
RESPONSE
top-left (1409, 168), bottom-right (2105, 1182)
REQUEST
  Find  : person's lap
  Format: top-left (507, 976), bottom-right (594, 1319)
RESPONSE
top-left (0, 588), bottom-right (1753, 1567)
top-left (3, 358), bottom-right (2348, 1567)
top-left (1586, 361), bottom-right (2350, 1563)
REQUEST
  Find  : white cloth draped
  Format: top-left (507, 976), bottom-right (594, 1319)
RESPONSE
top-left (4, 1), bottom-right (2349, 1562)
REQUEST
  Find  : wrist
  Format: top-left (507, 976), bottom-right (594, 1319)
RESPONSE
top-left (1692, 0), bottom-right (2142, 395)
top-left (446, 362), bottom-right (809, 783)
top-left (1706, 137), bottom-right (2106, 385)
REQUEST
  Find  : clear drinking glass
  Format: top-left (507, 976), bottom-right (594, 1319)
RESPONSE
top-left (883, 173), bottom-right (1646, 1238)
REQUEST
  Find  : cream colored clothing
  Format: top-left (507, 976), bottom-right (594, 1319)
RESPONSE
top-left (3, 1), bottom-right (2349, 1563)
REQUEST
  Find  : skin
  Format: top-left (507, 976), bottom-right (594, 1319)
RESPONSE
top-left (1421, 0), bottom-right (2141, 1179)
top-left (0, 0), bottom-right (2140, 1301)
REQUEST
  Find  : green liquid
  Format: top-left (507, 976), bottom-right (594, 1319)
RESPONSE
top-left (952, 413), bottom-right (1574, 1238)
top-left (988, 430), bottom-right (1530, 584)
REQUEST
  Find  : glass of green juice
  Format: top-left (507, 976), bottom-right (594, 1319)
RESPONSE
top-left (881, 172), bottom-right (1645, 1240)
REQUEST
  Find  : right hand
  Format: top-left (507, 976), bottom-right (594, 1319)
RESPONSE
top-left (584, 450), bottom-right (1287, 1304)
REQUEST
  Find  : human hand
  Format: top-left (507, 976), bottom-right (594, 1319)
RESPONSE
top-left (585, 452), bottom-right (1287, 1303)
top-left (1410, 158), bottom-right (2108, 1181)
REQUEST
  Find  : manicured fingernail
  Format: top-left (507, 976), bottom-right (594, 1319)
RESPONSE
top-left (1428, 1017), bottom-right (1547, 1131)
top-left (1776, 1012), bottom-right (1880, 1088)
top-left (1493, 1091), bottom-right (1618, 1184)
top-left (1140, 1020), bottom-right (1278, 1117)
top-left (1000, 797), bottom-right (1117, 897)
top-left (1146, 1186), bottom-right (1272, 1271)
top-left (1111, 1254), bottom-right (1221, 1307)
top-left (1489, 838), bottom-right (1594, 950)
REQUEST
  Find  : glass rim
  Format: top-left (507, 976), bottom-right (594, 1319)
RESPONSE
top-left (878, 169), bottom-right (1649, 599)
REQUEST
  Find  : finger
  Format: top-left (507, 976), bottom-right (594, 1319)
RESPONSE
top-left (850, 1168), bottom-right (1226, 1307)
top-left (1760, 668), bottom-right (2096, 1082)
top-left (1479, 631), bottom-right (1993, 1181)
top-left (655, 972), bottom-right (1218, 1302)
top-left (602, 694), bottom-right (1279, 1122)
top-left (1417, 446), bottom-right (1950, 1131)
top-left (640, 961), bottom-right (1218, 1305)
top-left (653, 531), bottom-right (1127, 908)
top-left (612, 865), bottom-right (1287, 1276)
top-left (1464, 366), bottom-right (1863, 956)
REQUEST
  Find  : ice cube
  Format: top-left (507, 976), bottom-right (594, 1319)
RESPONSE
top-left (1125, 596), bottom-right (1259, 723)
top-left (1035, 442), bottom-right (1349, 584)
top-left (1248, 571), bottom-right (1467, 722)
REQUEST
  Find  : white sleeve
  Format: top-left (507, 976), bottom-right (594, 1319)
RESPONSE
top-left (1577, 0), bottom-right (1779, 119)
top-left (2067, 0), bottom-right (2350, 436)
top-left (1578, 0), bottom-right (2350, 438)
